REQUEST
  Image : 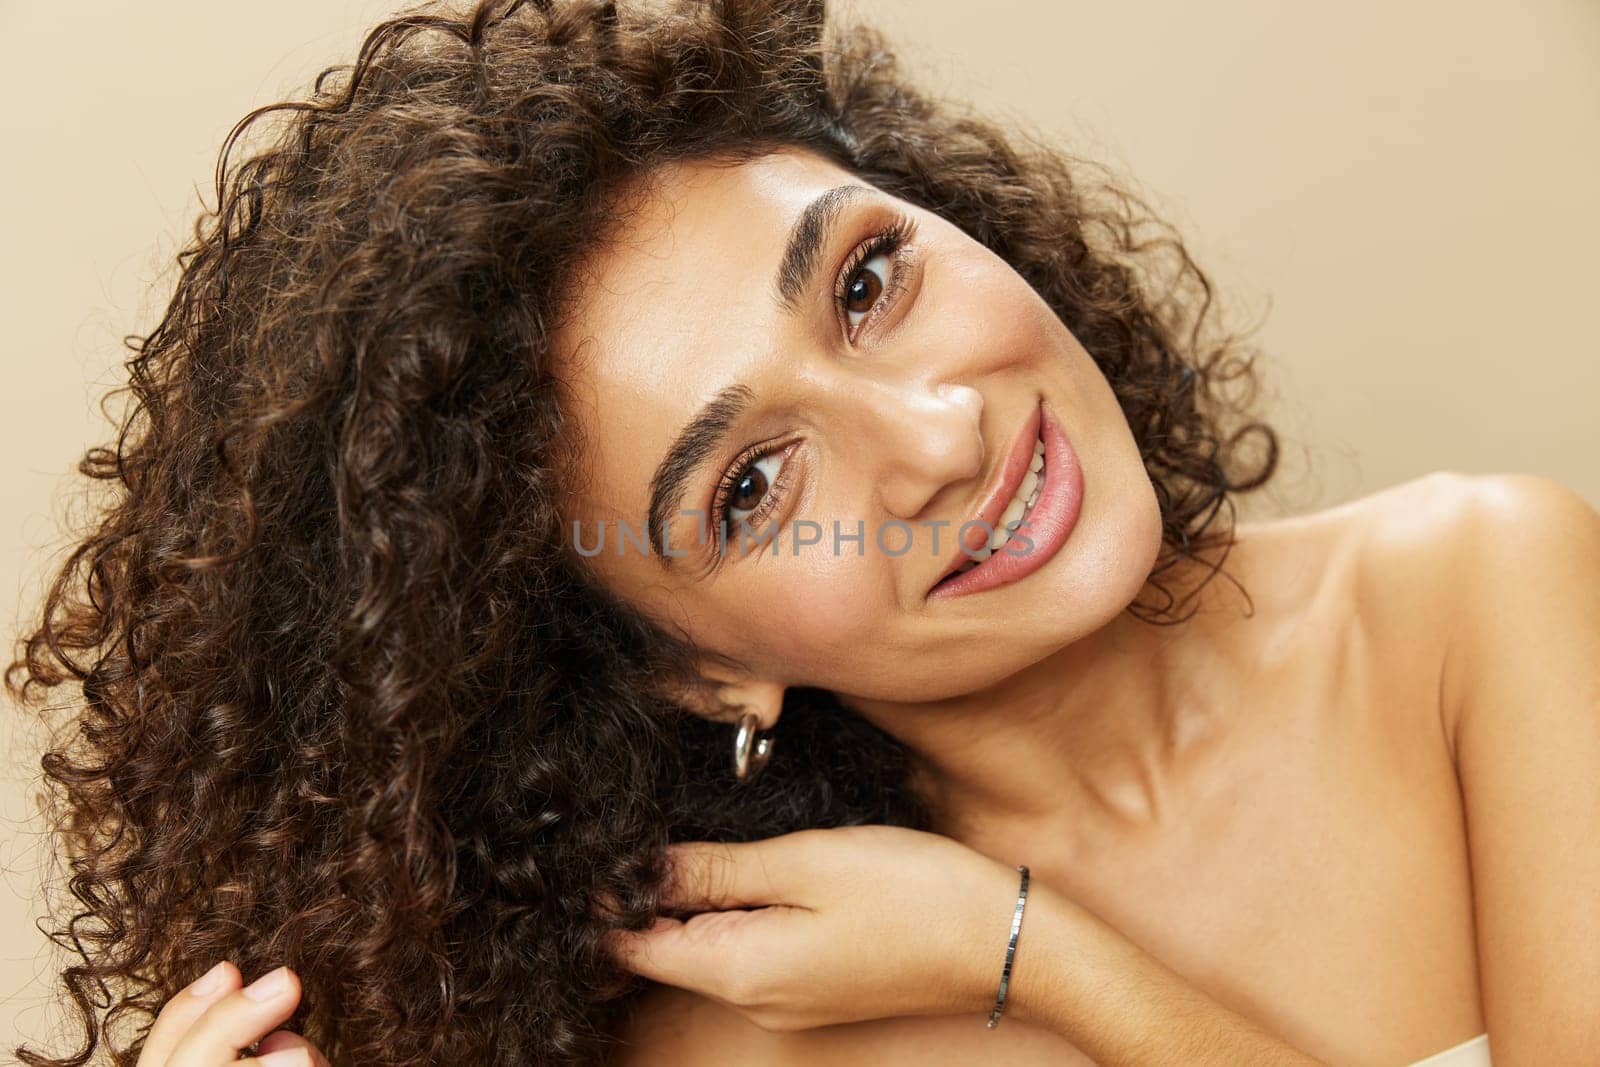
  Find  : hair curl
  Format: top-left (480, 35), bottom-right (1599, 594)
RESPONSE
top-left (7, 0), bottom-right (1278, 1063)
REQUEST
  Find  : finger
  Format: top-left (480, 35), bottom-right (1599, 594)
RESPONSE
top-left (661, 833), bottom-right (815, 911)
top-left (605, 903), bottom-right (808, 996)
top-left (604, 913), bottom-right (678, 971)
top-left (604, 912), bottom-right (722, 990)
top-left (239, 1050), bottom-right (325, 1067)
top-left (137, 960), bottom-right (242, 1066)
top-left (166, 965), bottom-right (302, 1067)
top-left (254, 1029), bottom-right (332, 1065)
top-left (243, 1029), bottom-right (333, 1067)
top-left (239, 1049), bottom-right (328, 1067)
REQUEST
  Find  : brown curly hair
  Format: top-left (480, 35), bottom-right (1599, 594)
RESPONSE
top-left (6, 0), bottom-right (1278, 1063)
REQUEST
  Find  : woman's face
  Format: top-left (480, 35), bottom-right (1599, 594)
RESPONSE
top-left (552, 146), bottom-right (1163, 704)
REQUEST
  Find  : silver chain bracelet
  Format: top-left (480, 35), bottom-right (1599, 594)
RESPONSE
top-left (986, 864), bottom-right (1030, 1029)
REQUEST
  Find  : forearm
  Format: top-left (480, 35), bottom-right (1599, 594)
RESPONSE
top-left (996, 884), bottom-right (1328, 1066)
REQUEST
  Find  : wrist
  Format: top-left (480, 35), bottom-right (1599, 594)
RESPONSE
top-left (966, 875), bottom-right (1328, 1062)
top-left (962, 861), bottom-right (1079, 1030)
top-left (976, 875), bottom-right (1080, 1033)
top-left (982, 864), bottom-right (1029, 1027)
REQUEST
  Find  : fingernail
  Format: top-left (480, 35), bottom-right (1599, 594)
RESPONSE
top-left (242, 966), bottom-right (290, 1002)
top-left (189, 961), bottom-right (227, 997)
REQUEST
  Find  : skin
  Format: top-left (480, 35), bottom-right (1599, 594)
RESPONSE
top-left (553, 146), bottom-right (1166, 730)
top-left (135, 961), bottom-right (329, 1066)
top-left (601, 472), bottom-right (1600, 1067)
top-left (549, 147), bottom-right (1600, 1063)
top-left (134, 146), bottom-right (1600, 1063)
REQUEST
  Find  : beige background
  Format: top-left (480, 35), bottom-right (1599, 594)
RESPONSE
top-left (3, 0), bottom-right (1596, 1053)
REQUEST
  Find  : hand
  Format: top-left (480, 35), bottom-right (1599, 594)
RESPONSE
top-left (134, 960), bottom-right (332, 1067)
top-left (600, 824), bottom-right (1030, 1032)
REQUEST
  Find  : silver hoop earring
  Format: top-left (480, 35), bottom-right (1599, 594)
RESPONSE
top-left (732, 710), bottom-right (775, 781)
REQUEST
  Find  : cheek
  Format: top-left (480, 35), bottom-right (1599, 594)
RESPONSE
top-left (927, 258), bottom-right (1043, 364)
top-left (709, 546), bottom-right (892, 670)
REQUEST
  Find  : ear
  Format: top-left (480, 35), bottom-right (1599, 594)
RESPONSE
top-left (661, 656), bottom-right (786, 731)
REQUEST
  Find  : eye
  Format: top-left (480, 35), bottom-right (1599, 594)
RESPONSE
top-left (841, 250), bottom-right (892, 332)
top-left (834, 215), bottom-right (914, 339)
top-left (718, 449), bottom-right (788, 529)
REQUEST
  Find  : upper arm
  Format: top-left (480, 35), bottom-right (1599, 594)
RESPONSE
top-left (1440, 473), bottom-right (1600, 1061)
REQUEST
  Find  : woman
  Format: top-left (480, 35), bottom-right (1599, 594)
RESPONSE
top-left (8, 0), bottom-right (1596, 1064)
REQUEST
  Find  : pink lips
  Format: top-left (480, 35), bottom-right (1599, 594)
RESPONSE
top-left (927, 399), bottom-right (1083, 599)
top-left (947, 401), bottom-right (1042, 564)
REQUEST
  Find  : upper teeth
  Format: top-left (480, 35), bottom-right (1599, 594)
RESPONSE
top-left (954, 433), bottom-right (1046, 573)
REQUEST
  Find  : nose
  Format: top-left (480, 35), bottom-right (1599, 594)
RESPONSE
top-left (857, 379), bottom-right (985, 521)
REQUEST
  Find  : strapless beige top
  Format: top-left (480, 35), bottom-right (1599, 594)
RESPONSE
top-left (1407, 1033), bottom-right (1490, 1066)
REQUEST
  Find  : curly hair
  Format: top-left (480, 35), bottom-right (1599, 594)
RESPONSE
top-left (6, 0), bottom-right (1279, 1063)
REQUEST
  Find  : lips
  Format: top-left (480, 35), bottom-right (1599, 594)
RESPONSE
top-left (929, 399), bottom-right (1043, 591)
top-left (926, 398), bottom-right (1083, 599)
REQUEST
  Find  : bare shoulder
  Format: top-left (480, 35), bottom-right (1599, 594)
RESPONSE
top-left (1291, 471), bottom-right (1600, 736)
top-left (1407, 473), bottom-right (1600, 733)
top-left (1358, 468), bottom-right (1594, 539)
top-left (1343, 470), bottom-right (1600, 611)
top-left (1345, 471), bottom-right (1488, 595)
top-left (1228, 472), bottom-right (1596, 703)
top-left (1268, 471), bottom-right (1590, 603)
top-left (1220, 471), bottom-right (1483, 624)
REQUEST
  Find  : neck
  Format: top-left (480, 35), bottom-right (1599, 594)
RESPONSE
top-left (844, 541), bottom-right (1253, 845)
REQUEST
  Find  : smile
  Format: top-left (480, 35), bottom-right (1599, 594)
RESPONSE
top-left (927, 398), bottom-right (1084, 599)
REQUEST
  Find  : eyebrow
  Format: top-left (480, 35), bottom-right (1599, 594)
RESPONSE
top-left (645, 183), bottom-right (871, 567)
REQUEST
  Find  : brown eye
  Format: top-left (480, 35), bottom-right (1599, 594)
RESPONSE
top-left (730, 466), bottom-right (768, 512)
top-left (844, 261), bottom-right (884, 314)
top-left (720, 450), bottom-right (785, 527)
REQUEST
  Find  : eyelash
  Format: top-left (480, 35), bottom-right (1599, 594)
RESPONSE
top-left (833, 214), bottom-right (915, 340)
top-left (710, 441), bottom-right (797, 546)
top-left (708, 215), bottom-right (916, 544)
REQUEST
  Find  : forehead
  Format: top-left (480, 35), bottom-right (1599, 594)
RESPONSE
top-left (553, 148), bottom-right (869, 515)
top-left (561, 148), bottom-right (860, 391)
